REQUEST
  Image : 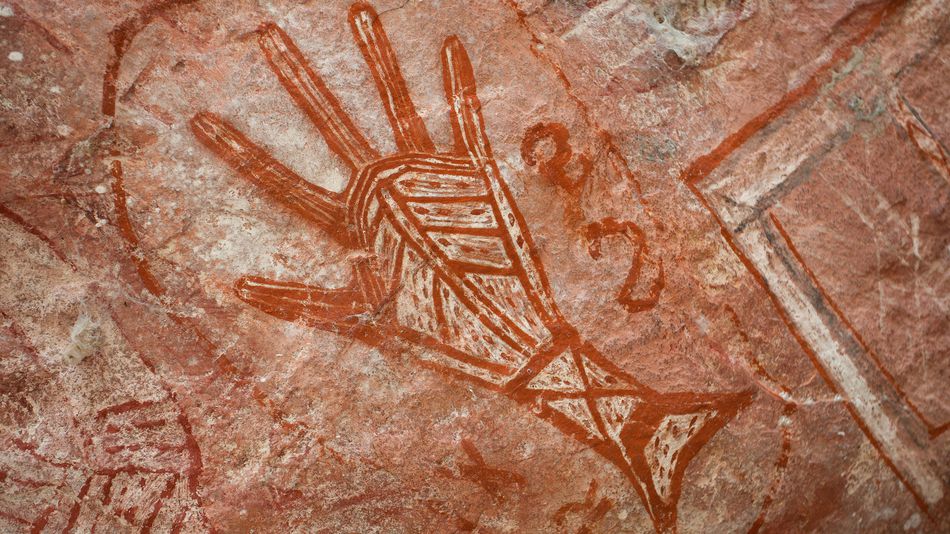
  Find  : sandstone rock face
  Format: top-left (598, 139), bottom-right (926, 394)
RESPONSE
top-left (1, 1), bottom-right (948, 532)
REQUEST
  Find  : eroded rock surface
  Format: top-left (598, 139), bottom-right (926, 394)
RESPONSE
top-left (1, 1), bottom-right (948, 532)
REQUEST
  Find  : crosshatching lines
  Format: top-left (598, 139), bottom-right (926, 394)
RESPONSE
top-left (189, 3), bottom-right (753, 532)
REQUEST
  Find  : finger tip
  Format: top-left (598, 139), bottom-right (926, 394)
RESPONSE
top-left (349, 2), bottom-right (376, 20)
top-left (442, 35), bottom-right (462, 51)
top-left (190, 111), bottom-right (212, 127)
top-left (234, 276), bottom-right (248, 287)
top-left (441, 36), bottom-right (473, 73)
top-left (256, 21), bottom-right (282, 45)
top-left (234, 276), bottom-right (257, 297)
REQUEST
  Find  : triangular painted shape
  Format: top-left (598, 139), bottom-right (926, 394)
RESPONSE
top-left (595, 395), bottom-right (640, 442)
top-left (580, 355), bottom-right (626, 389)
top-left (614, 390), bottom-right (753, 533)
top-left (642, 411), bottom-right (716, 502)
top-left (548, 398), bottom-right (600, 438)
top-left (527, 349), bottom-right (585, 392)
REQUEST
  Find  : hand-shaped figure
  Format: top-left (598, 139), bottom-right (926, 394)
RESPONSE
top-left (191, 4), bottom-right (752, 532)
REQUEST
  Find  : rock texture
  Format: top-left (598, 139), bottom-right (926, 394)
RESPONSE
top-left (1, 0), bottom-right (948, 532)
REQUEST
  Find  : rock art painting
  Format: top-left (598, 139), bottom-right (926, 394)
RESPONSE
top-left (1, 0), bottom-right (948, 532)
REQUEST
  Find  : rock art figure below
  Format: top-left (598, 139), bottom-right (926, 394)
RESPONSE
top-left (189, 3), bottom-right (753, 531)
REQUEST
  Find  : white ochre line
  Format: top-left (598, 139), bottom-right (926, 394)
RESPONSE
top-left (735, 226), bottom-right (943, 504)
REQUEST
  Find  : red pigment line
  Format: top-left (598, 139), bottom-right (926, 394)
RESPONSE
top-left (152, 443), bottom-right (188, 452)
top-left (894, 95), bottom-right (950, 183)
top-left (0, 510), bottom-right (31, 526)
top-left (679, 0), bottom-right (905, 186)
top-left (63, 475), bottom-right (93, 532)
top-left (584, 497), bottom-right (613, 533)
top-left (768, 212), bottom-right (947, 437)
top-left (329, 490), bottom-right (389, 512)
top-left (5, 473), bottom-right (61, 489)
top-left (747, 404), bottom-right (796, 533)
top-left (501, 0), bottom-right (648, 201)
top-left (929, 421), bottom-right (950, 436)
top-left (0, 203), bottom-right (76, 269)
top-left (110, 161), bottom-right (165, 296)
top-left (29, 506), bottom-right (55, 534)
top-left (11, 3), bottom-right (72, 54)
top-left (102, 0), bottom-right (199, 116)
top-left (10, 438), bottom-right (77, 469)
top-left (572, 351), bottom-right (612, 440)
top-left (348, 3), bottom-right (435, 153)
top-left (94, 466), bottom-right (178, 477)
top-left (112, 159), bottom-right (318, 437)
top-left (122, 506), bottom-right (137, 525)
top-left (114, 161), bottom-right (312, 440)
top-left (723, 304), bottom-right (793, 399)
top-left (555, 479), bottom-right (613, 531)
top-left (0, 310), bottom-right (44, 364)
top-left (131, 418), bottom-right (168, 430)
top-left (257, 22), bottom-right (379, 169)
top-left (169, 510), bottom-right (186, 534)
top-left (101, 19), bottom-right (231, 515)
top-left (685, 181), bottom-right (930, 513)
top-left (101, 474), bottom-right (115, 506)
top-left (670, 0), bottom-right (930, 513)
top-left (455, 439), bottom-right (526, 502)
top-left (384, 193), bottom-right (539, 351)
top-left (140, 474), bottom-right (177, 533)
top-left (101, 324), bottom-right (212, 530)
top-left (105, 443), bottom-right (145, 454)
top-left (584, 218), bottom-right (664, 313)
top-left (174, 410), bottom-right (203, 494)
top-left (96, 399), bottom-right (157, 420)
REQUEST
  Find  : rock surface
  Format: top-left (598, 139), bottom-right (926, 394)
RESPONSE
top-left (1, 0), bottom-right (947, 532)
